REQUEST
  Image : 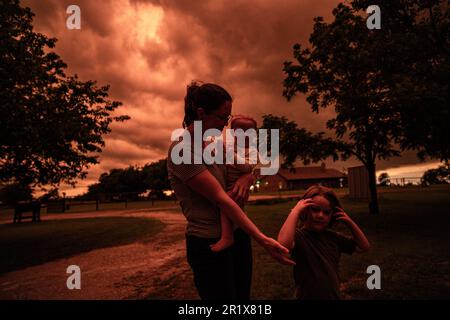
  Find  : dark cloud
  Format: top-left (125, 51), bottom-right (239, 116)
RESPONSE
top-left (21, 0), bottom-right (439, 195)
top-left (24, 0), bottom-right (116, 37)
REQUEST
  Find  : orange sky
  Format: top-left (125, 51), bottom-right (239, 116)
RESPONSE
top-left (22, 0), bottom-right (442, 196)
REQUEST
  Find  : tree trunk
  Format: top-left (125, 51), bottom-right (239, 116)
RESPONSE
top-left (366, 161), bottom-right (380, 214)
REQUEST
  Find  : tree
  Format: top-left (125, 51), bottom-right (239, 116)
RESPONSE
top-left (261, 114), bottom-right (340, 167)
top-left (0, 0), bottom-right (130, 191)
top-left (0, 183), bottom-right (33, 205)
top-left (95, 166), bottom-right (147, 199)
top-left (352, 0), bottom-right (450, 161)
top-left (378, 172), bottom-right (390, 186)
top-left (279, 0), bottom-right (449, 214)
top-left (142, 159), bottom-right (171, 198)
top-left (421, 163), bottom-right (450, 185)
top-left (80, 160), bottom-right (171, 200)
top-left (38, 187), bottom-right (60, 202)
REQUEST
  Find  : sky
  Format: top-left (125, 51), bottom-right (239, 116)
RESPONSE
top-left (22, 0), bottom-right (442, 196)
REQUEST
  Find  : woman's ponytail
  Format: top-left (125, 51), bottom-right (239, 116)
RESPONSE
top-left (182, 81), bottom-right (232, 128)
top-left (183, 82), bottom-right (201, 128)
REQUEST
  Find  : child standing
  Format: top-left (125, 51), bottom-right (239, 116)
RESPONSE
top-left (278, 185), bottom-right (370, 299)
top-left (210, 115), bottom-right (259, 252)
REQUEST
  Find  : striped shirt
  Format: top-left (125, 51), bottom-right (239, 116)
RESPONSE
top-left (167, 138), bottom-right (227, 238)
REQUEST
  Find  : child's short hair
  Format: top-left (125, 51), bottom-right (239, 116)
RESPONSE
top-left (230, 115), bottom-right (257, 130)
top-left (300, 185), bottom-right (343, 227)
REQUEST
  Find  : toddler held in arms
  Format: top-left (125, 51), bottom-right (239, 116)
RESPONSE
top-left (210, 115), bottom-right (259, 252)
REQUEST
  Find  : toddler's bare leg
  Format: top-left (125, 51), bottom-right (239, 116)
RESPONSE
top-left (210, 212), bottom-right (234, 252)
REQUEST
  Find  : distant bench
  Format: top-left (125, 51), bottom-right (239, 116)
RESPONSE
top-left (14, 201), bottom-right (43, 223)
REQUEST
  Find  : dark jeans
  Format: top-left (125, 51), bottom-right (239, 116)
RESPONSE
top-left (186, 228), bottom-right (253, 300)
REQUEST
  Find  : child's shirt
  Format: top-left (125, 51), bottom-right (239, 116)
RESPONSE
top-left (291, 228), bottom-right (357, 300)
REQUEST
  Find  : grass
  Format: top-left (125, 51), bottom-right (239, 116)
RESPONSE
top-left (0, 217), bottom-right (165, 275)
top-left (0, 195), bottom-right (300, 220)
top-left (0, 200), bottom-right (179, 222)
top-left (246, 184), bottom-right (450, 299)
top-left (251, 185), bottom-right (420, 197)
top-left (1, 185), bottom-right (448, 299)
top-left (57, 199), bottom-right (179, 213)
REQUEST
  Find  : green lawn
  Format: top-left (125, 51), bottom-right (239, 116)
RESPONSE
top-left (57, 199), bottom-right (179, 213)
top-left (0, 200), bottom-right (179, 222)
top-left (0, 217), bottom-right (165, 274)
top-left (251, 187), bottom-right (349, 197)
top-left (1, 185), bottom-right (448, 299)
top-left (247, 184), bottom-right (450, 299)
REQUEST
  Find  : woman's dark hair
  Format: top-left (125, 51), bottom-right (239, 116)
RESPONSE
top-left (183, 81), bottom-right (232, 128)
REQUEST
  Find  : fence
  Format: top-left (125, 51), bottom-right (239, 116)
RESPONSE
top-left (45, 193), bottom-right (178, 214)
top-left (388, 177), bottom-right (422, 186)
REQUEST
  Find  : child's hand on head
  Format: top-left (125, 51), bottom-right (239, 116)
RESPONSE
top-left (292, 199), bottom-right (315, 221)
top-left (333, 207), bottom-right (353, 224)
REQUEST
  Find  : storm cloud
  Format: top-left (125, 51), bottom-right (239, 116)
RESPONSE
top-left (22, 0), bottom-right (440, 195)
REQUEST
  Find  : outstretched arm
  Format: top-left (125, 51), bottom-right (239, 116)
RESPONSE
top-left (187, 169), bottom-right (295, 265)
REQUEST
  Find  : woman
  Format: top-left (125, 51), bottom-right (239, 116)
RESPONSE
top-left (167, 81), bottom-right (293, 300)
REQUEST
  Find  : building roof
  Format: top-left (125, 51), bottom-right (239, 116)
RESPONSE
top-left (259, 164), bottom-right (346, 181)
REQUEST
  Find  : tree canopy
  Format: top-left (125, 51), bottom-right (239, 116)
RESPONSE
top-left (275, 0), bottom-right (449, 214)
top-left (378, 172), bottom-right (390, 186)
top-left (0, 0), bottom-right (130, 190)
top-left (421, 162), bottom-right (450, 185)
top-left (82, 159), bottom-right (170, 200)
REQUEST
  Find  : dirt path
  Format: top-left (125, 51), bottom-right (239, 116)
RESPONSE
top-left (0, 209), bottom-right (199, 299)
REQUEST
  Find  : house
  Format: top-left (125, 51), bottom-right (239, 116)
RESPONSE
top-left (255, 163), bottom-right (347, 192)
